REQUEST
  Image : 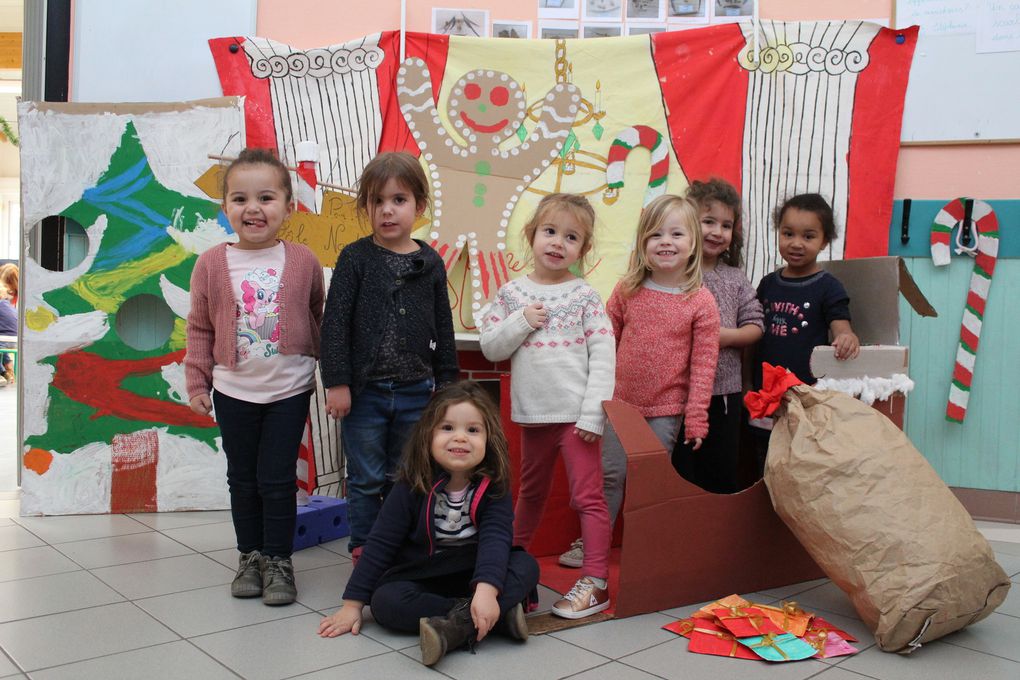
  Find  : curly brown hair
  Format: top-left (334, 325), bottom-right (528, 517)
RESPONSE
top-left (220, 147), bottom-right (293, 203)
top-left (398, 381), bottom-right (511, 496)
top-left (686, 178), bottom-right (744, 268)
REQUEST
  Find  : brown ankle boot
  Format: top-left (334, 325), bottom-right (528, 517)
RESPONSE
top-left (419, 598), bottom-right (477, 666)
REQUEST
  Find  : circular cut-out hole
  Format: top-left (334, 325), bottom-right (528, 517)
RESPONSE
top-left (115, 294), bottom-right (175, 351)
top-left (297, 525), bottom-right (307, 537)
top-left (27, 217), bottom-right (88, 271)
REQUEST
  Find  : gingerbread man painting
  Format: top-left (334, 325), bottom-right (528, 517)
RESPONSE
top-left (396, 57), bottom-right (581, 325)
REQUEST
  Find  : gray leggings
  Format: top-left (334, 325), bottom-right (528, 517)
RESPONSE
top-left (601, 415), bottom-right (681, 526)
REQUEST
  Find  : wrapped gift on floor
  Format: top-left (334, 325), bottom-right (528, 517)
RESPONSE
top-left (663, 617), bottom-right (696, 638)
top-left (713, 606), bottom-right (784, 637)
top-left (698, 594), bottom-right (750, 616)
top-left (687, 618), bottom-right (760, 660)
top-left (806, 630), bottom-right (859, 659)
top-left (757, 601), bottom-right (811, 636)
top-left (739, 632), bottom-right (817, 662)
top-left (807, 615), bottom-right (858, 642)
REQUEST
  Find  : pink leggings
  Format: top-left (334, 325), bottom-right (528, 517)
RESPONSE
top-left (513, 423), bottom-right (611, 578)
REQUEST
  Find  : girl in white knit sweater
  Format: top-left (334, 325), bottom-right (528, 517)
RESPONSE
top-left (479, 193), bottom-right (616, 619)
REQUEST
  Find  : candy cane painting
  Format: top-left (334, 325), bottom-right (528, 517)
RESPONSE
top-left (603, 125), bottom-right (669, 207)
top-left (931, 198), bottom-right (1000, 424)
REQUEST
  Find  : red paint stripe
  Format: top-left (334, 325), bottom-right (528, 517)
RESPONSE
top-left (488, 251), bottom-right (502, 289)
top-left (650, 157), bottom-right (670, 181)
top-left (446, 246), bottom-right (461, 270)
top-left (53, 350), bottom-right (214, 428)
top-left (966, 291), bottom-right (987, 316)
top-left (943, 198), bottom-right (966, 222)
top-left (975, 252), bottom-right (997, 276)
top-left (208, 37), bottom-right (278, 150)
top-left (653, 25), bottom-right (747, 190)
top-left (437, 243), bottom-right (448, 259)
top-left (844, 26), bottom-right (917, 258)
top-left (377, 31), bottom-right (450, 155)
top-left (111, 430), bottom-right (159, 513)
top-left (498, 251), bottom-right (510, 282)
top-left (477, 251), bottom-right (490, 299)
top-left (931, 233), bottom-right (951, 246)
top-left (946, 402), bottom-right (966, 422)
top-left (960, 326), bottom-right (980, 352)
top-left (637, 125), bottom-right (659, 148)
top-left (952, 363), bottom-right (973, 386)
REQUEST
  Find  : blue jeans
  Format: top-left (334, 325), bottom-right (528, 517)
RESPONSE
top-left (213, 389), bottom-right (312, 558)
top-left (342, 378), bottom-right (434, 549)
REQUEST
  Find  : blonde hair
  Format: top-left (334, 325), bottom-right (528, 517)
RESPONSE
top-left (618, 194), bottom-right (703, 297)
top-left (521, 193), bottom-right (596, 266)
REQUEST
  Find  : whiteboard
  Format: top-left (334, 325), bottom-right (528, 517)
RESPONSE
top-left (71, 0), bottom-right (257, 102)
top-left (897, 1), bottom-right (1020, 143)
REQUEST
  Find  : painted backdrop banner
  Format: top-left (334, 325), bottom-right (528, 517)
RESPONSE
top-left (211, 23), bottom-right (916, 329)
top-left (17, 99), bottom-right (245, 515)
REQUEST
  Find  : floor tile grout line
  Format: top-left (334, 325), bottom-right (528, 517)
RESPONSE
top-left (804, 662), bottom-right (882, 680)
top-left (178, 637), bottom-right (247, 680)
top-left (12, 638), bottom-right (203, 677)
top-left (173, 605), bottom-right (317, 640)
top-left (938, 636), bottom-right (1020, 664)
top-left (612, 654), bottom-right (675, 680)
top-left (279, 648), bottom-right (431, 680)
top-left (0, 646), bottom-right (25, 677)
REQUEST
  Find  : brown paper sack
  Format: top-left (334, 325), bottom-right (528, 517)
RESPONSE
top-left (764, 386), bottom-right (1011, 653)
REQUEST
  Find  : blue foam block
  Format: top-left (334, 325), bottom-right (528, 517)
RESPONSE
top-left (292, 496), bottom-right (350, 552)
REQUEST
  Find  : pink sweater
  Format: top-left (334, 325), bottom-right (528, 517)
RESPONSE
top-left (185, 241), bottom-right (324, 400)
top-left (607, 283), bottom-right (720, 438)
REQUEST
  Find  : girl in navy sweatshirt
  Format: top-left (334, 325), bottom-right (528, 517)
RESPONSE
top-left (318, 381), bottom-right (539, 667)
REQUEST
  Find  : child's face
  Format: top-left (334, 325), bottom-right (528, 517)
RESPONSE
top-left (531, 209), bottom-right (587, 282)
top-left (370, 177), bottom-right (423, 251)
top-left (222, 164), bottom-right (293, 250)
top-left (700, 200), bottom-right (735, 263)
top-left (431, 401), bottom-right (487, 487)
top-left (778, 207), bottom-right (827, 275)
top-left (644, 207), bottom-right (694, 274)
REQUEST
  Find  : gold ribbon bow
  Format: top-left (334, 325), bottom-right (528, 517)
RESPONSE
top-left (692, 626), bottom-right (740, 657)
top-left (748, 632), bottom-right (790, 660)
top-left (717, 606), bottom-right (767, 633)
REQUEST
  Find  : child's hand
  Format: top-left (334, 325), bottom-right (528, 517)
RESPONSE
top-left (471, 584), bottom-right (501, 641)
top-left (189, 394), bottom-right (212, 416)
top-left (523, 302), bottom-right (547, 329)
top-left (832, 331), bottom-right (860, 361)
top-left (325, 385), bottom-right (352, 419)
top-left (684, 437), bottom-right (703, 451)
top-left (318, 601), bottom-right (363, 637)
top-left (574, 426), bottom-right (600, 443)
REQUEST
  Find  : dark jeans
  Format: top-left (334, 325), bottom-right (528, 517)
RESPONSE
top-left (672, 393), bottom-right (743, 494)
top-left (213, 389), bottom-right (312, 558)
top-left (369, 550), bottom-right (539, 633)
top-left (342, 378), bottom-right (433, 550)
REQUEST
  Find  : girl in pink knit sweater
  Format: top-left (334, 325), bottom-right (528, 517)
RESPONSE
top-left (185, 149), bottom-right (324, 607)
top-left (561, 195), bottom-right (720, 569)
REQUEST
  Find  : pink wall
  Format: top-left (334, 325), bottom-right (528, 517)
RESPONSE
top-left (255, 0), bottom-right (1020, 200)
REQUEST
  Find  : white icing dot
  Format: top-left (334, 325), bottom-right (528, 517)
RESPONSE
top-left (407, 120), bottom-right (415, 130)
top-left (474, 291), bottom-right (483, 300)
top-left (412, 131), bottom-right (421, 139)
top-left (430, 231), bottom-right (439, 239)
top-left (435, 189), bottom-right (442, 198)
top-left (550, 148), bottom-right (558, 157)
top-left (434, 181), bottom-right (442, 188)
top-left (468, 232), bottom-right (477, 238)
top-left (515, 185), bottom-right (524, 192)
top-left (555, 84), bottom-right (565, 92)
top-left (424, 153), bottom-right (433, 161)
top-left (486, 70), bottom-right (495, 77)
top-left (468, 133), bottom-right (477, 142)
top-left (492, 149), bottom-right (500, 156)
top-left (472, 302), bottom-right (481, 310)
top-left (530, 133), bottom-right (539, 141)
top-left (473, 268), bottom-right (481, 277)
top-left (502, 209), bottom-right (512, 217)
top-left (511, 147), bottom-right (520, 156)
top-left (428, 162), bottom-right (438, 172)
top-left (435, 209), bottom-right (442, 217)
top-left (500, 151), bottom-right (509, 159)
top-left (569, 105), bottom-right (578, 114)
top-left (454, 119), bottom-right (464, 129)
top-left (450, 99), bottom-right (459, 108)
top-left (469, 145), bottom-right (477, 154)
top-left (492, 135), bottom-right (501, 144)
top-left (445, 138), bottom-right (454, 146)
top-left (498, 227), bottom-right (507, 234)
top-left (497, 243), bottom-right (506, 251)
top-left (523, 175), bottom-right (531, 182)
top-left (467, 72), bottom-right (476, 80)
top-left (571, 94), bottom-right (580, 103)
top-left (470, 248), bottom-right (478, 256)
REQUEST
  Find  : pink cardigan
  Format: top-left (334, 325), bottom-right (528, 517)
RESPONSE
top-left (607, 283), bottom-right (720, 439)
top-left (185, 241), bottom-right (324, 400)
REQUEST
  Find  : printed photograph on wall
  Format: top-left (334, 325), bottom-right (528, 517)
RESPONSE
top-left (538, 0), bottom-right (579, 19)
top-left (584, 23), bottom-right (623, 37)
top-left (493, 20), bottom-right (533, 38)
top-left (667, 0), bottom-right (708, 22)
top-left (539, 20), bottom-right (580, 38)
top-left (627, 0), bottom-right (665, 22)
top-left (626, 23), bottom-right (667, 34)
top-left (583, 0), bottom-right (623, 22)
top-left (433, 8), bottom-right (490, 36)
top-left (713, 0), bottom-right (754, 22)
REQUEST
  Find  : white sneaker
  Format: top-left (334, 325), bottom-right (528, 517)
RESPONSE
top-left (551, 576), bottom-right (610, 619)
top-left (558, 538), bottom-right (583, 568)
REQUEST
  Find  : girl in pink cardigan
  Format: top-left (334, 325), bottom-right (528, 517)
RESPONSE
top-left (559, 194), bottom-right (720, 569)
top-left (185, 148), bottom-right (324, 607)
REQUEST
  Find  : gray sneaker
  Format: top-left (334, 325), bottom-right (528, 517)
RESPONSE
top-left (261, 555), bottom-right (297, 605)
top-left (231, 550), bottom-right (263, 598)
top-left (558, 538), bottom-right (584, 568)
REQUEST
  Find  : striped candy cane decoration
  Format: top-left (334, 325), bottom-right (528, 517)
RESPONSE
top-left (294, 140), bottom-right (319, 213)
top-left (930, 198), bottom-right (1000, 423)
top-left (603, 125), bottom-right (669, 207)
top-left (293, 140), bottom-right (319, 500)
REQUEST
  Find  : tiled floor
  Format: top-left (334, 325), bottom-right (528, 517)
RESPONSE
top-left (0, 502), bottom-right (1017, 680)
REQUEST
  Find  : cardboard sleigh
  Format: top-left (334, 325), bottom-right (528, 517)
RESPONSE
top-left (604, 400), bottom-right (823, 618)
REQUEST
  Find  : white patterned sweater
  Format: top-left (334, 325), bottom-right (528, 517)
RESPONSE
top-left (479, 276), bottom-right (616, 435)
